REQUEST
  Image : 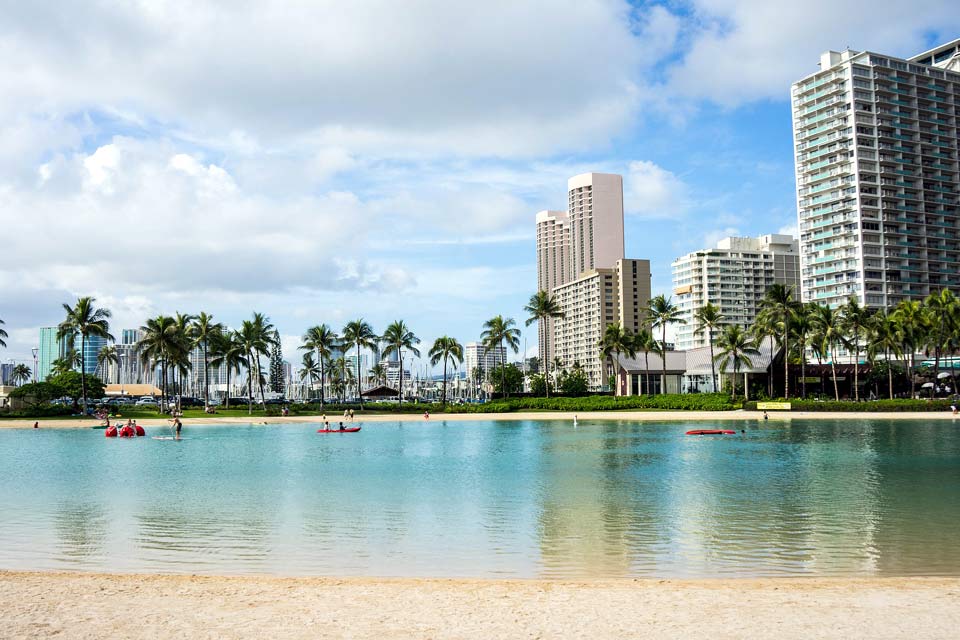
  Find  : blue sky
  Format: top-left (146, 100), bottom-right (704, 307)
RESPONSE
top-left (1, 1), bottom-right (958, 372)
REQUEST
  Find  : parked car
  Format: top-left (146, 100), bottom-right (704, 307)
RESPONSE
top-left (136, 397), bottom-right (158, 407)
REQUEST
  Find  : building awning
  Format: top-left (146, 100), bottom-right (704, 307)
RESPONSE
top-left (361, 385), bottom-right (400, 398)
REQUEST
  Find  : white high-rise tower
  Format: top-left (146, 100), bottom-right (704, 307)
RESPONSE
top-left (792, 39), bottom-right (960, 308)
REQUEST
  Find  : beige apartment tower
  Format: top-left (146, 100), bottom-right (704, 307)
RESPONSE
top-left (553, 259), bottom-right (651, 389)
top-left (568, 173), bottom-right (625, 277)
top-left (535, 210), bottom-right (572, 367)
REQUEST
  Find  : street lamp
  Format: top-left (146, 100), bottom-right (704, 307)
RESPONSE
top-left (31, 348), bottom-right (38, 383)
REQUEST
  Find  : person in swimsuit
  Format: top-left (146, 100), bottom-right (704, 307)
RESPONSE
top-left (170, 417), bottom-right (183, 440)
top-left (338, 421), bottom-right (345, 431)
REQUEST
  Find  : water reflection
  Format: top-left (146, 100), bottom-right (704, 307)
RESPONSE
top-left (0, 420), bottom-right (958, 577)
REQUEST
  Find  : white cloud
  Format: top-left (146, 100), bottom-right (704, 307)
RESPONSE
top-left (0, 1), bottom-right (644, 157)
top-left (624, 160), bottom-right (690, 218)
top-left (665, 0), bottom-right (960, 106)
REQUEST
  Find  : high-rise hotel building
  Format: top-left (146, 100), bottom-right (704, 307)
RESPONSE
top-left (535, 210), bottom-right (571, 368)
top-left (535, 173), bottom-right (650, 390)
top-left (672, 235), bottom-right (800, 351)
top-left (792, 40), bottom-right (960, 308)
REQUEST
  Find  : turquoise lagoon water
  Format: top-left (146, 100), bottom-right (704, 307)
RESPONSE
top-left (0, 419), bottom-right (958, 578)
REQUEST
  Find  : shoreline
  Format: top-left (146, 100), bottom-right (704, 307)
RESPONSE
top-left (2, 409), bottom-right (959, 429)
top-left (3, 570), bottom-right (958, 639)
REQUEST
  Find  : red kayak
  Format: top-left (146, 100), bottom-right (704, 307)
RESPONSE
top-left (686, 429), bottom-right (736, 435)
top-left (317, 427), bottom-right (361, 433)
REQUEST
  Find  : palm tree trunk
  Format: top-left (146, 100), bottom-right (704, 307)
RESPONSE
top-left (853, 333), bottom-right (860, 402)
top-left (247, 352), bottom-right (253, 415)
top-left (80, 334), bottom-right (88, 414)
top-left (500, 339), bottom-right (506, 398)
top-left (202, 343), bottom-right (208, 408)
top-left (661, 326), bottom-right (667, 395)
top-left (708, 328), bottom-right (717, 393)
top-left (318, 349), bottom-right (326, 406)
top-left (768, 335), bottom-right (774, 397)
top-left (830, 344), bottom-right (839, 401)
top-left (733, 361), bottom-right (739, 400)
top-left (801, 334), bottom-right (807, 399)
top-left (644, 352), bottom-right (650, 395)
top-left (887, 347), bottom-right (894, 400)
top-left (356, 343), bottom-right (363, 408)
top-left (783, 327), bottom-right (790, 400)
top-left (442, 357), bottom-right (448, 407)
top-left (397, 350), bottom-right (403, 406)
top-left (225, 368), bottom-right (231, 409)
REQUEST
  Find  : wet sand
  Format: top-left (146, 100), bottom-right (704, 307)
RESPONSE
top-left (1, 409), bottom-right (958, 429)
top-left (2, 571), bottom-right (957, 639)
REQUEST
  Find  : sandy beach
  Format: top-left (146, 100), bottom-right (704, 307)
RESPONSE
top-left (1, 571), bottom-right (957, 639)
top-left (2, 409), bottom-right (959, 429)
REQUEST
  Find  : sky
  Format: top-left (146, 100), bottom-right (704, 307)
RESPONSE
top-left (1, 0), bottom-right (959, 373)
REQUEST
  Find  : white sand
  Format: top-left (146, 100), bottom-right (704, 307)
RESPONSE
top-left (2, 409), bottom-right (959, 429)
top-left (1, 572), bottom-right (958, 639)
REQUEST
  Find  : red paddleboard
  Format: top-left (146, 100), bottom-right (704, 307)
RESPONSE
top-left (317, 427), bottom-right (361, 433)
top-left (686, 429), bottom-right (736, 435)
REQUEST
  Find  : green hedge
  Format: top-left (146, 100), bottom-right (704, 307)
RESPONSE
top-left (0, 404), bottom-right (75, 418)
top-left (289, 394), bottom-right (740, 414)
top-left (743, 399), bottom-right (956, 412)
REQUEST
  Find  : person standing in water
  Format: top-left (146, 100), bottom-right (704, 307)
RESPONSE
top-left (169, 416), bottom-right (183, 440)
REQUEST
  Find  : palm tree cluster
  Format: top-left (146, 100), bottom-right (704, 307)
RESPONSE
top-left (752, 289), bottom-right (960, 401)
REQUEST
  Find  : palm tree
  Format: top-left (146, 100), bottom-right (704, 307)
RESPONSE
top-left (524, 291), bottom-right (564, 398)
top-left (791, 304), bottom-right (815, 399)
top-left (867, 310), bottom-right (902, 400)
top-left (632, 328), bottom-right (657, 395)
top-left (481, 315), bottom-right (521, 397)
top-left (810, 304), bottom-right (843, 401)
top-left (190, 312), bottom-right (224, 409)
top-left (840, 296), bottom-right (873, 401)
top-left (646, 295), bottom-right (685, 395)
top-left (381, 320), bottom-right (420, 405)
top-left (135, 315), bottom-right (179, 412)
top-left (693, 303), bottom-right (724, 393)
top-left (759, 284), bottom-right (799, 399)
top-left (892, 299), bottom-right (926, 399)
top-left (96, 345), bottom-right (119, 382)
top-left (599, 322), bottom-right (635, 395)
top-left (429, 336), bottom-right (464, 407)
top-left (342, 319), bottom-right (377, 407)
top-left (330, 356), bottom-right (351, 402)
top-left (58, 297), bottom-right (113, 414)
top-left (237, 317), bottom-right (274, 414)
top-left (714, 325), bottom-right (759, 400)
top-left (11, 364), bottom-right (31, 386)
top-left (0, 318), bottom-right (7, 348)
top-left (369, 363), bottom-right (387, 386)
top-left (751, 308), bottom-right (779, 398)
top-left (210, 332), bottom-right (248, 409)
top-left (924, 289), bottom-right (958, 385)
top-left (299, 352), bottom-right (321, 400)
top-left (299, 324), bottom-right (339, 407)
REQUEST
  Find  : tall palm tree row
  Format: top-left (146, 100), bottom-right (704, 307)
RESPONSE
top-left (758, 284), bottom-right (799, 399)
top-left (429, 336), bottom-right (464, 406)
top-left (481, 315), bottom-right (521, 397)
top-left (524, 291), bottom-right (564, 398)
top-left (381, 320), bottom-right (420, 405)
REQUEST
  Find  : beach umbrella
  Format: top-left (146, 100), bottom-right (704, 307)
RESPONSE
top-left (937, 372), bottom-right (951, 379)
top-left (921, 382), bottom-right (935, 388)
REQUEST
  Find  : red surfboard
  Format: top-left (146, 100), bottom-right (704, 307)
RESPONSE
top-left (317, 427), bottom-right (361, 433)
